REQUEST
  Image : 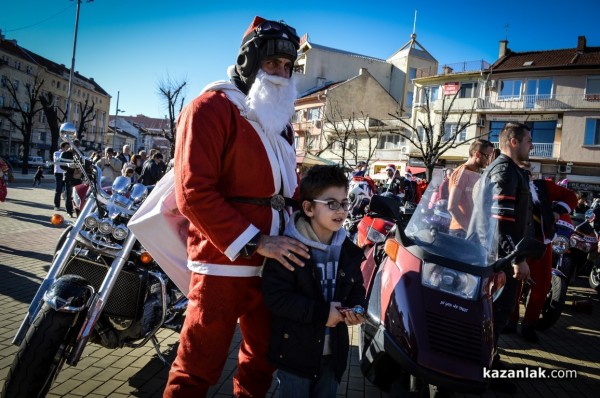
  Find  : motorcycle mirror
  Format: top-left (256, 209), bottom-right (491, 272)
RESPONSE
top-left (130, 183), bottom-right (148, 204)
top-left (59, 122), bottom-right (77, 141)
top-left (112, 176), bottom-right (131, 195)
top-left (584, 209), bottom-right (596, 223)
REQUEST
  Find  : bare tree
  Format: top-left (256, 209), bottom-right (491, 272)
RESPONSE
top-left (389, 88), bottom-right (484, 180)
top-left (75, 98), bottom-right (96, 141)
top-left (320, 100), bottom-right (383, 171)
top-left (1, 75), bottom-right (44, 173)
top-left (157, 75), bottom-right (187, 158)
top-left (39, 92), bottom-right (65, 155)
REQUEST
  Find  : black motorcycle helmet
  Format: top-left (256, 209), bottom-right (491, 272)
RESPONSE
top-left (232, 16), bottom-right (300, 94)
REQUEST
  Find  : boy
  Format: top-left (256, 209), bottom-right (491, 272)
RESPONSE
top-left (262, 165), bottom-right (367, 397)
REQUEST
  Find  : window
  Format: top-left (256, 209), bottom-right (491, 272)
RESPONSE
top-left (13, 80), bottom-right (19, 91)
top-left (377, 134), bottom-right (402, 149)
top-left (24, 103), bottom-right (30, 112)
top-left (0, 96), bottom-right (4, 107)
top-left (40, 132), bottom-right (47, 142)
top-left (584, 119), bottom-right (600, 145)
top-left (417, 126), bottom-right (425, 142)
top-left (458, 82), bottom-right (478, 98)
top-left (443, 123), bottom-right (458, 141)
top-left (409, 68), bottom-right (418, 81)
top-left (1, 75), bottom-right (6, 87)
top-left (426, 86), bottom-right (439, 102)
top-left (292, 110), bottom-right (303, 123)
top-left (499, 79), bottom-right (522, 100)
top-left (526, 79), bottom-right (553, 97)
top-left (585, 76), bottom-right (600, 100)
top-left (406, 91), bottom-right (414, 108)
top-left (307, 107), bottom-right (321, 121)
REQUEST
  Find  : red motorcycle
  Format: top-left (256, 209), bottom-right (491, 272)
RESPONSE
top-left (358, 170), bottom-right (544, 396)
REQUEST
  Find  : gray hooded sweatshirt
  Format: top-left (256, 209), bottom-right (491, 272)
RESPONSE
top-left (284, 211), bottom-right (347, 354)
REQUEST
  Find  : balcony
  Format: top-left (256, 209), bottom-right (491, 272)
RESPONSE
top-left (480, 94), bottom-right (600, 111)
top-left (492, 142), bottom-right (560, 159)
top-left (416, 94), bottom-right (600, 112)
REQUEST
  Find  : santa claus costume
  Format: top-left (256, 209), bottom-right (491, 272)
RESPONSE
top-left (509, 176), bottom-right (577, 341)
top-left (164, 17), bottom-right (300, 398)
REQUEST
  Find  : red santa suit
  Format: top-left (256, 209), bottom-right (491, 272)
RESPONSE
top-left (510, 179), bottom-right (577, 329)
top-left (164, 81), bottom-right (297, 398)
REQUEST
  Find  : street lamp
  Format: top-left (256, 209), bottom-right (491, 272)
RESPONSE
top-left (112, 90), bottom-right (125, 149)
top-left (65, 0), bottom-right (94, 122)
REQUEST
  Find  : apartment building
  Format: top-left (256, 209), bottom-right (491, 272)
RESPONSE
top-left (0, 33), bottom-right (110, 161)
top-left (412, 36), bottom-right (600, 194)
top-left (292, 32), bottom-right (438, 174)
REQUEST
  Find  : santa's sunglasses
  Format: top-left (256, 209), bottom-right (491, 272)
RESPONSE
top-left (256, 21), bottom-right (298, 41)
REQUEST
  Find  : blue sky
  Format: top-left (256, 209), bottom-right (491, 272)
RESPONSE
top-left (2, 0), bottom-right (599, 119)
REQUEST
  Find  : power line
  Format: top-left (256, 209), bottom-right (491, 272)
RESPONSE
top-left (4, 3), bottom-right (75, 33)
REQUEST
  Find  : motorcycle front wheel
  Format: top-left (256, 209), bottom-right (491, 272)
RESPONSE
top-left (589, 265), bottom-right (600, 291)
top-left (1, 305), bottom-right (78, 398)
top-left (536, 274), bottom-right (568, 331)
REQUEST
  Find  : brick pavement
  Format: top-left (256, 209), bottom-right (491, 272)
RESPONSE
top-left (0, 181), bottom-right (599, 397)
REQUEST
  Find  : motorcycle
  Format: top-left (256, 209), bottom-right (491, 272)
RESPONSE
top-left (1, 123), bottom-right (187, 398)
top-left (358, 169), bottom-right (545, 396)
top-left (521, 213), bottom-right (575, 330)
top-left (344, 175), bottom-right (376, 241)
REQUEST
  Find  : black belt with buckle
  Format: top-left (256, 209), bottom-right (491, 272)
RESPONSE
top-left (226, 195), bottom-right (297, 211)
top-left (226, 195), bottom-right (297, 235)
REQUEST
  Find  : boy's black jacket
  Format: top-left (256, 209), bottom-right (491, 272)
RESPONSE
top-left (262, 238), bottom-right (367, 381)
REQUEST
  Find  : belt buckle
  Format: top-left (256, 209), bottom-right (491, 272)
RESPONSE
top-left (270, 195), bottom-right (286, 211)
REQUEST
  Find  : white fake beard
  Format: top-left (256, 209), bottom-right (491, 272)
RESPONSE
top-left (246, 70), bottom-right (297, 138)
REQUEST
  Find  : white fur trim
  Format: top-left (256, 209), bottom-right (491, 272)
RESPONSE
top-left (554, 201), bottom-right (571, 214)
top-left (224, 224), bottom-right (261, 261)
top-left (187, 261), bottom-right (263, 277)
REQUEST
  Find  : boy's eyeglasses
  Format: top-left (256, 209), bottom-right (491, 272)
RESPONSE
top-left (312, 199), bottom-right (351, 211)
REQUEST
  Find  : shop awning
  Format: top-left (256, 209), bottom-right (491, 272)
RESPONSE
top-left (405, 166), bottom-right (426, 176)
top-left (296, 152), bottom-right (336, 166)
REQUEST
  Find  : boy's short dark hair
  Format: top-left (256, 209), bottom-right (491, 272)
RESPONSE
top-left (299, 165), bottom-right (348, 217)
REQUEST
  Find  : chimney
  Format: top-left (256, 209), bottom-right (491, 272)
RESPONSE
top-left (577, 36), bottom-right (586, 52)
top-left (442, 65), bottom-right (453, 75)
top-left (499, 40), bottom-right (509, 58)
top-left (359, 67), bottom-right (367, 75)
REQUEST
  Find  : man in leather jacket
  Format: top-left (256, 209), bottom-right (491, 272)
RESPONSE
top-left (468, 122), bottom-right (534, 387)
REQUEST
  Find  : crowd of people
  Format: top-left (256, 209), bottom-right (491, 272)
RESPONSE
top-left (2, 15), bottom-right (599, 398)
top-left (48, 143), bottom-right (168, 216)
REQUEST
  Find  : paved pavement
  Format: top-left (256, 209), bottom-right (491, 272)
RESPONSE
top-left (0, 181), bottom-right (599, 397)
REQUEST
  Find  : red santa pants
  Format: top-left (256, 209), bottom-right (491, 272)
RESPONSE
top-left (164, 273), bottom-right (274, 398)
top-left (510, 242), bottom-right (553, 327)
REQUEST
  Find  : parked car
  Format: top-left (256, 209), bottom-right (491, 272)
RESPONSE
top-left (22, 156), bottom-right (46, 169)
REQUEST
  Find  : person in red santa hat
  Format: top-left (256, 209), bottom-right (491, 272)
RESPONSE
top-left (164, 16), bottom-right (310, 398)
top-left (506, 162), bottom-right (577, 343)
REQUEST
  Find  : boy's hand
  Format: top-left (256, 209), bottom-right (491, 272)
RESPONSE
top-left (325, 301), bottom-right (344, 327)
top-left (343, 307), bottom-right (366, 326)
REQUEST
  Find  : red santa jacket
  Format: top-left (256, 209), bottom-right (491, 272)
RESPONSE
top-left (174, 84), bottom-right (297, 276)
top-left (530, 179), bottom-right (577, 243)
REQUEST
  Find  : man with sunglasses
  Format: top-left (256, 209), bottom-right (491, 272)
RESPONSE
top-left (164, 17), bottom-right (310, 398)
top-left (447, 139), bottom-right (494, 237)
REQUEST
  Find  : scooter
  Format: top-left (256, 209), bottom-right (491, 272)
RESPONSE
top-left (358, 169), bottom-right (545, 396)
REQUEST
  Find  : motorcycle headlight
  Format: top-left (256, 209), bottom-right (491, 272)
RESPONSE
top-left (83, 214), bottom-right (100, 230)
top-left (552, 235), bottom-right (570, 254)
top-left (98, 218), bottom-right (113, 235)
top-left (112, 224), bottom-right (129, 240)
top-left (421, 263), bottom-right (480, 300)
top-left (366, 226), bottom-right (386, 243)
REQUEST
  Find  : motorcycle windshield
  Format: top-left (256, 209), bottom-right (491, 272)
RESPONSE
top-left (404, 168), bottom-right (499, 267)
